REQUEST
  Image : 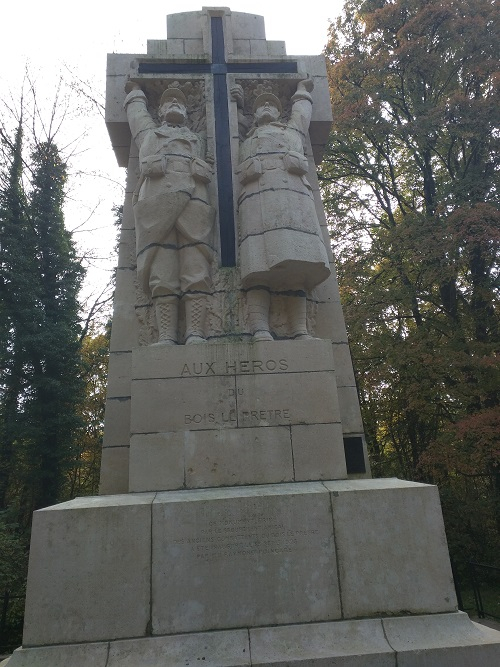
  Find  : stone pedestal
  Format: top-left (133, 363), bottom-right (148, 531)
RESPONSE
top-left (129, 340), bottom-right (347, 491)
top-left (7, 479), bottom-right (500, 665)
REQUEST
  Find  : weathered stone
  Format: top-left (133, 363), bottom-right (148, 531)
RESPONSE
top-left (231, 12), bottom-right (266, 40)
top-left (107, 630), bottom-right (251, 667)
top-left (151, 483), bottom-right (341, 634)
top-left (129, 433), bottom-right (185, 491)
top-left (237, 370), bottom-right (340, 425)
top-left (4, 643), bottom-right (109, 667)
top-left (336, 386), bottom-right (364, 434)
top-left (131, 374), bottom-right (237, 433)
top-left (128, 340), bottom-right (345, 489)
top-left (292, 423), bottom-right (347, 481)
top-left (382, 612), bottom-right (500, 666)
top-left (250, 619), bottom-right (394, 667)
top-left (102, 397), bottom-right (130, 447)
top-left (132, 338), bottom-right (336, 379)
top-left (325, 479), bottom-right (457, 618)
top-left (183, 426), bottom-right (294, 488)
top-left (99, 446), bottom-right (129, 495)
top-left (105, 351), bottom-right (132, 398)
top-left (23, 494), bottom-right (154, 645)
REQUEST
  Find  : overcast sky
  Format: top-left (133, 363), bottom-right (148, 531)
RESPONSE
top-left (2, 0), bottom-right (344, 306)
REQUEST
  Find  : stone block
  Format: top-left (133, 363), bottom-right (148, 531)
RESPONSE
top-left (292, 423), bottom-right (347, 481)
top-left (109, 301), bottom-right (139, 353)
top-left (131, 341), bottom-right (341, 437)
top-left (313, 269), bottom-right (342, 304)
top-left (184, 38), bottom-right (205, 55)
top-left (102, 397), bottom-right (130, 447)
top-left (250, 619), bottom-right (394, 667)
top-left (146, 40), bottom-right (168, 58)
top-left (267, 41), bottom-right (286, 56)
top-left (184, 426), bottom-right (294, 488)
top-left (231, 12), bottom-right (266, 40)
top-left (167, 11), bottom-right (203, 39)
top-left (124, 169), bottom-right (138, 199)
top-left (131, 375), bottom-right (237, 433)
top-left (237, 370), bottom-right (340, 426)
top-left (5, 643), bottom-right (109, 667)
top-left (106, 351), bottom-right (132, 398)
top-left (99, 446), bottom-right (129, 495)
top-left (383, 612), bottom-right (500, 666)
top-left (331, 342), bottom-right (357, 388)
top-left (106, 53), bottom-right (139, 78)
top-left (107, 630), bottom-right (251, 667)
top-left (114, 265), bottom-right (136, 301)
top-left (250, 40), bottom-right (269, 57)
top-left (295, 54), bottom-right (330, 79)
top-left (105, 54), bottom-right (140, 167)
top-left (6, 615), bottom-right (500, 666)
top-left (132, 339), bottom-right (335, 380)
top-left (129, 433), bottom-right (184, 492)
top-left (151, 483), bottom-right (341, 634)
top-left (132, 366), bottom-right (340, 434)
top-left (337, 385), bottom-right (364, 433)
top-left (116, 228), bottom-right (136, 270)
top-left (23, 494), bottom-right (154, 645)
top-left (314, 302), bottom-right (349, 343)
top-left (166, 39), bottom-right (185, 55)
top-left (325, 479), bottom-right (457, 618)
top-left (233, 39), bottom-right (251, 56)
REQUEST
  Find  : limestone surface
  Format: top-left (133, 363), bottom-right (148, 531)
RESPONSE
top-left (20, 480), bottom-right (460, 648)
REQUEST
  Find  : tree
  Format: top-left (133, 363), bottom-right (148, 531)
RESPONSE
top-left (320, 0), bottom-right (499, 566)
top-left (66, 327), bottom-right (109, 498)
top-left (0, 119), bottom-right (34, 514)
top-left (0, 85), bottom-right (116, 644)
top-left (20, 140), bottom-right (85, 513)
top-left (0, 121), bottom-right (85, 525)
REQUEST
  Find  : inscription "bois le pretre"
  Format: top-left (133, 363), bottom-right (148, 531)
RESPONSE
top-left (181, 357), bottom-right (289, 376)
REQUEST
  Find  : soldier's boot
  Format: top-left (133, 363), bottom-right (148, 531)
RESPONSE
top-left (154, 296), bottom-right (178, 345)
top-left (288, 295), bottom-right (312, 339)
top-left (184, 295), bottom-right (207, 345)
top-left (247, 289), bottom-right (273, 341)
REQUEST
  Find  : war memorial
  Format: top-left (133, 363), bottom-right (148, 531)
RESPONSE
top-left (3, 7), bottom-right (500, 666)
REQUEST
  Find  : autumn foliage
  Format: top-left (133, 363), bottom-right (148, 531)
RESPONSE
top-left (320, 0), bottom-right (499, 566)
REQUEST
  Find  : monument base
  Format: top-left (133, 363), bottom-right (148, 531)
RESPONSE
top-left (6, 479), bottom-right (500, 665)
top-left (4, 613), bottom-right (500, 666)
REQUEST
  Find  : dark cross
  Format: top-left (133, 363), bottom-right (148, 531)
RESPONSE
top-left (138, 16), bottom-right (298, 267)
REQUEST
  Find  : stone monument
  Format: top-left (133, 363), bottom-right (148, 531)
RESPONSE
top-left (4, 8), bottom-right (500, 666)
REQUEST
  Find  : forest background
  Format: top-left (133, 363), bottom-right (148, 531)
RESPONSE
top-left (0, 0), bottom-right (498, 648)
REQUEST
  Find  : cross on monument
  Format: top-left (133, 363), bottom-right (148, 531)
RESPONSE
top-left (138, 15), bottom-right (298, 268)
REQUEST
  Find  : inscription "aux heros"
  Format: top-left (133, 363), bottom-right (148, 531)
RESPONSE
top-left (180, 358), bottom-right (289, 376)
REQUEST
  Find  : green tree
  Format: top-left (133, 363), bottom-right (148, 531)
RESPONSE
top-left (66, 327), bottom-right (109, 498)
top-left (19, 140), bottom-right (85, 514)
top-left (0, 125), bottom-right (85, 525)
top-left (320, 0), bottom-right (499, 566)
top-left (0, 120), bottom-right (35, 513)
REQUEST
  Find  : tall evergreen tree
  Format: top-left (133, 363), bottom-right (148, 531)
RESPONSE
top-left (320, 0), bottom-right (499, 565)
top-left (0, 121), bottom-right (35, 513)
top-left (0, 125), bottom-right (85, 524)
top-left (20, 140), bottom-right (85, 514)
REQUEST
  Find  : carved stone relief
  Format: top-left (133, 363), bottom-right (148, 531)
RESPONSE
top-left (235, 79), bottom-right (330, 341)
top-left (124, 79), bottom-right (215, 346)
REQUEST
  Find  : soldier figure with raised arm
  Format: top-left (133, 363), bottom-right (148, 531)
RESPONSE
top-left (124, 82), bottom-right (215, 345)
top-left (235, 79), bottom-right (330, 341)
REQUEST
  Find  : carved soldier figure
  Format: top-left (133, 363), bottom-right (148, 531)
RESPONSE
top-left (235, 79), bottom-right (330, 341)
top-left (124, 82), bottom-right (215, 344)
